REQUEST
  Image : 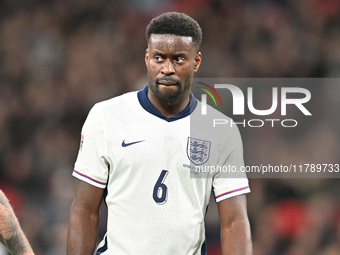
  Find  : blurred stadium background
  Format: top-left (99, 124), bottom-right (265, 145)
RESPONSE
top-left (0, 0), bottom-right (339, 254)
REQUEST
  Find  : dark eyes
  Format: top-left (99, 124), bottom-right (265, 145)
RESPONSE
top-left (154, 56), bottom-right (185, 63)
top-left (154, 56), bottom-right (163, 62)
top-left (175, 57), bottom-right (185, 63)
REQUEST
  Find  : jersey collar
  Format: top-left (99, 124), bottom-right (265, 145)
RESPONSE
top-left (137, 85), bottom-right (197, 122)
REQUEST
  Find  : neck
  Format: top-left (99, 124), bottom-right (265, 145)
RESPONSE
top-left (147, 89), bottom-right (190, 118)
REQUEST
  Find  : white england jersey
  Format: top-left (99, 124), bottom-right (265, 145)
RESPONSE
top-left (73, 86), bottom-right (250, 254)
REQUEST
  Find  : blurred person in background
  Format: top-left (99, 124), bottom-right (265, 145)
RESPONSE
top-left (0, 189), bottom-right (35, 255)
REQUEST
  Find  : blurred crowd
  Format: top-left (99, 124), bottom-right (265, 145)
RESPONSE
top-left (0, 0), bottom-right (339, 254)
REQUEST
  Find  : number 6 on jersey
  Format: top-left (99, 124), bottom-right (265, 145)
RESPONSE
top-left (153, 170), bottom-right (169, 204)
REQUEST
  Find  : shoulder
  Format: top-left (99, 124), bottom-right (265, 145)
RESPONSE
top-left (192, 100), bottom-right (235, 131)
top-left (82, 91), bottom-right (139, 128)
top-left (93, 91), bottom-right (138, 112)
top-left (192, 100), bottom-right (242, 144)
top-left (86, 91), bottom-right (139, 120)
top-left (194, 100), bottom-right (233, 120)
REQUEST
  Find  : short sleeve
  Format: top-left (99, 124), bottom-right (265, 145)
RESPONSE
top-left (73, 105), bottom-right (109, 189)
top-left (213, 123), bottom-right (250, 203)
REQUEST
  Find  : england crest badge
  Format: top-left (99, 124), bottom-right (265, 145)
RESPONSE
top-left (187, 137), bottom-right (211, 165)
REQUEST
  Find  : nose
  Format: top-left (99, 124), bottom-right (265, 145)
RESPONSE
top-left (161, 59), bottom-right (175, 75)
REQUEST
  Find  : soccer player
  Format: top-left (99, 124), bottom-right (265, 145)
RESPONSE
top-left (67, 12), bottom-right (252, 254)
top-left (0, 189), bottom-right (35, 255)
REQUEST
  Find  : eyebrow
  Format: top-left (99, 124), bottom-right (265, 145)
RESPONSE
top-left (173, 52), bottom-right (188, 58)
top-left (153, 51), bottom-right (189, 58)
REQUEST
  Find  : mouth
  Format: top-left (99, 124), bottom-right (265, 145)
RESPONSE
top-left (157, 79), bottom-right (178, 86)
top-left (157, 80), bottom-right (178, 86)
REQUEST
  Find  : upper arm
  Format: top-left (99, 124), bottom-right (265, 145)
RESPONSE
top-left (67, 179), bottom-right (105, 255)
top-left (217, 194), bottom-right (249, 230)
top-left (71, 178), bottom-right (104, 213)
top-left (217, 194), bottom-right (252, 255)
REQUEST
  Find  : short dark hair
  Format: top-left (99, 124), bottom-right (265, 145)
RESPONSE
top-left (146, 12), bottom-right (202, 51)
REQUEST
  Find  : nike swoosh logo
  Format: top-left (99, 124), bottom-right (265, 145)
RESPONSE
top-left (121, 139), bottom-right (145, 147)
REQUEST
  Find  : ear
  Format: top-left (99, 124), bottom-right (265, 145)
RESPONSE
top-left (193, 52), bottom-right (202, 72)
top-left (145, 48), bottom-right (149, 67)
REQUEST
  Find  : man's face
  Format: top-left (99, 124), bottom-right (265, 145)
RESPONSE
top-left (145, 34), bottom-right (202, 102)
